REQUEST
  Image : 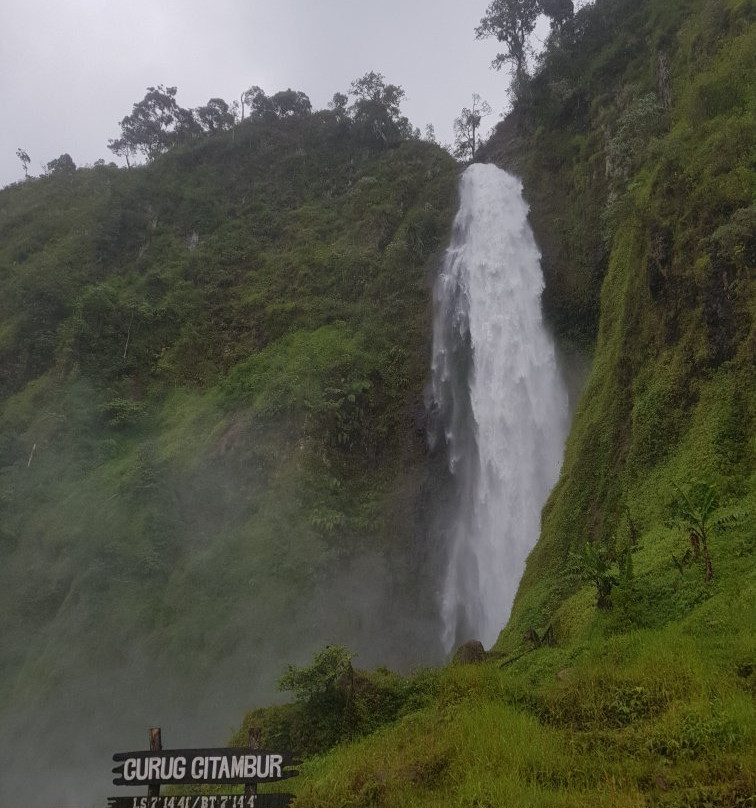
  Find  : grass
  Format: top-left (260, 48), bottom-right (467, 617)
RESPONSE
top-left (284, 564), bottom-right (754, 806)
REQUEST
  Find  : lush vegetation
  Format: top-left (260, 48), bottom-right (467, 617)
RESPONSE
top-left (234, 1), bottom-right (754, 806)
top-left (0, 86), bottom-right (459, 805)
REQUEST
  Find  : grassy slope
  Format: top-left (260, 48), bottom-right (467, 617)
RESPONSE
top-left (276, 1), bottom-right (755, 806)
top-left (0, 114), bottom-right (459, 739)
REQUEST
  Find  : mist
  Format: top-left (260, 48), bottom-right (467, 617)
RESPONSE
top-left (0, 426), bottom-right (447, 807)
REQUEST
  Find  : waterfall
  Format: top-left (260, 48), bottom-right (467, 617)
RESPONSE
top-left (430, 163), bottom-right (569, 651)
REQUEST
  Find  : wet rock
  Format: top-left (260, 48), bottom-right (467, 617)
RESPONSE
top-left (452, 640), bottom-right (487, 665)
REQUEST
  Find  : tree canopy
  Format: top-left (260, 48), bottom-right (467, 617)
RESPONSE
top-left (476, 0), bottom-right (575, 84)
top-left (347, 71), bottom-right (415, 145)
top-left (108, 74), bottom-right (417, 170)
top-left (108, 84), bottom-right (183, 161)
top-left (241, 86), bottom-right (312, 121)
top-left (46, 153), bottom-right (76, 175)
top-left (476, 0), bottom-right (541, 80)
top-left (196, 97), bottom-right (236, 132)
top-left (108, 86), bottom-right (241, 163)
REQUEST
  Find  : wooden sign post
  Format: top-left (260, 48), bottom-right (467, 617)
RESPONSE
top-left (148, 728), bottom-right (162, 799)
top-left (244, 728), bottom-right (262, 802)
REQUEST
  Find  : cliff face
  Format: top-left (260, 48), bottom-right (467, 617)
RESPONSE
top-left (485, 0), bottom-right (754, 647)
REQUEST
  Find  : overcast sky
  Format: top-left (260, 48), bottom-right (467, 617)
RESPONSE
top-left (0, 0), bottom-right (534, 187)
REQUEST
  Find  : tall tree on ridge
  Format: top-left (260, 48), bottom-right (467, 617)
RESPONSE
top-left (476, 0), bottom-right (540, 83)
top-left (348, 71), bottom-right (412, 146)
top-left (16, 148), bottom-right (30, 179)
top-left (108, 85), bottom-right (184, 161)
top-left (453, 94), bottom-right (493, 161)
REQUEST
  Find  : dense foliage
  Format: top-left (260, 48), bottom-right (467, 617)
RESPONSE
top-left (0, 93), bottom-right (458, 805)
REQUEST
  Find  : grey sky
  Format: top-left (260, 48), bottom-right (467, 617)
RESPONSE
top-left (0, 0), bottom-right (520, 187)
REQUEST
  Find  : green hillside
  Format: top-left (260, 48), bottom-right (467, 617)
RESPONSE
top-left (242, 1), bottom-right (754, 806)
top-left (0, 93), bottom-right (459, 802)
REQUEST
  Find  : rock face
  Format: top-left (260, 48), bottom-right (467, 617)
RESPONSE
top-left (452, 640), bottom-right (487, 665)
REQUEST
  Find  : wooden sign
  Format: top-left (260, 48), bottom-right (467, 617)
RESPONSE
top-left (108, 728), bottom-right (295, 808)
top-left (112, 749), bottom-right (298, 786)
top-left (106, 795), bottom-right (293, 808)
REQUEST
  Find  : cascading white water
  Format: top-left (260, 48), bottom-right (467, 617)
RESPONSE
top-left (430, 163), bottom-right (569, 651)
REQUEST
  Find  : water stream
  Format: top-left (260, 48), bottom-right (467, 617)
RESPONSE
top-left (430, 163), bottom-right (569, 651)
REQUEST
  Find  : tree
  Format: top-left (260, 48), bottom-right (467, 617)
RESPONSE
top-left (347, 71), bottom-right (413, 146)
top-left (196, 97), bottom-right (236, 132)
top-left (242, 85), bottom-right (275, 120)
top-left (107, 136), bottom-right (136, 169)
top-left (16, 147), bottom-right (30, 179)
top-left (270, 89), bottom-right (312, 118)
top-left (453, 94), bottom-right (493, 161)
top-left (108, 85), bottom-right (185, 161)
top-left (278, 645), bottom-right (354, 703)
top-left (173, 106), bottom-right (203, 143)
top-left (476, 0), bottom-right (541, 82)
top-left (329, 92), bottom-right (348, 118)
top-left (46, 153), bottom-right (76, 175)
top-left (666, 481), bottom-right (739, 581)
top-left (540, 0), bottom-right (574, 34)
top-left (569, 542), bottom-right (617, 609)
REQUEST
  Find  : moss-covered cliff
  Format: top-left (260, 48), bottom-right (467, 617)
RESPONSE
top-left (493, 0), bottom-right (754, 654)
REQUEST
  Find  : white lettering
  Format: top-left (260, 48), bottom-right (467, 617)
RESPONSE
top-left (174, 756), bottom-right (187, 779)
top-left (230, 756), bottom-right (245, 779)
top-left (207, 756), bottom-right (222, 779)
top-left (191, 756), bottom-right (205, 780)
top-left (217, 756), bottom-right (230, 780)
top-left (123, 759), bottom-right (137, 782)
top-left (244, 755), bottom-right (257, 778)
top-left (147, 757), bottom-right (161, 782)
top-left (135, 758), bottom-right (147, 781)
top-left (269, 754), bottom-right (283, 779)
